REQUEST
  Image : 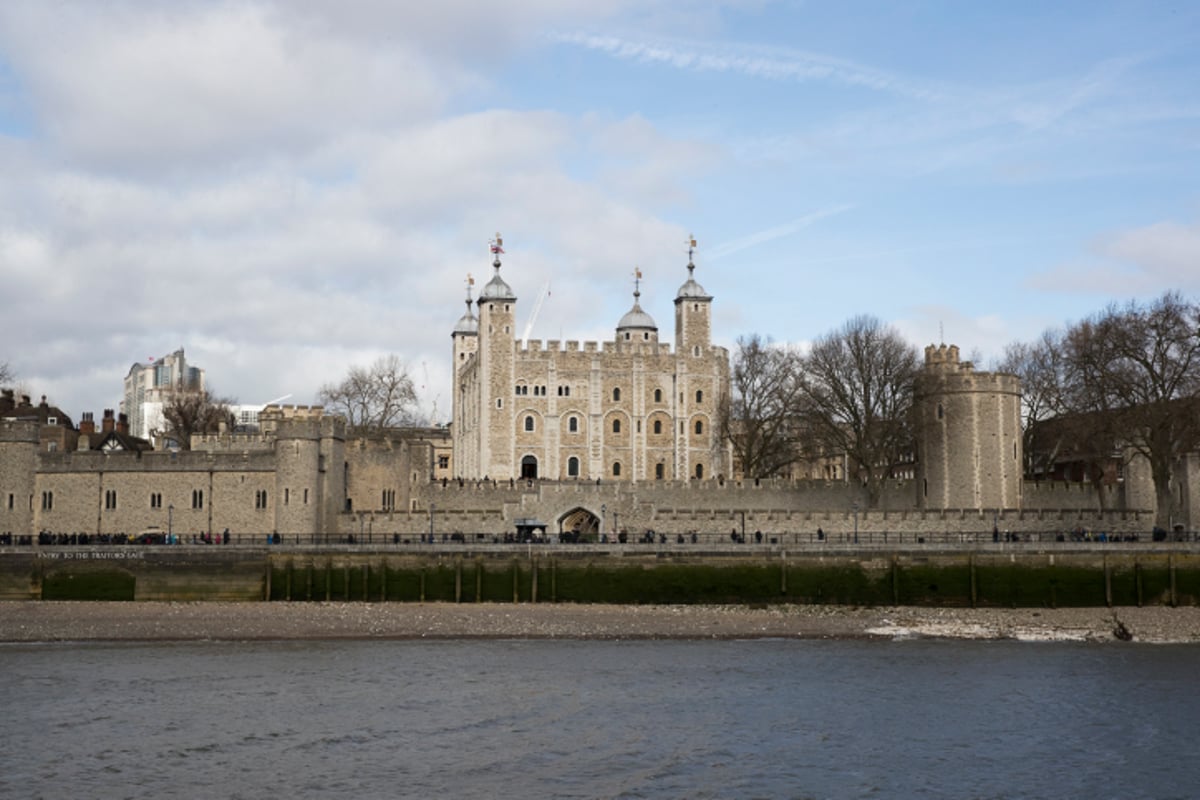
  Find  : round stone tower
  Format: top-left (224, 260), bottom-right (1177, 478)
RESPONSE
top-left (914, 344), bottom-right (1023, 511)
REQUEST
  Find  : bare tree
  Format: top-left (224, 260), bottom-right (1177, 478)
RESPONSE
top-left (319, 354), bottom-right (418, 433)
top-left (1059, 291), bottom-right (1200, 529)
top-left (0, 360), bottom-right (13, 387)
top-left (799, 315), bottom-right (920, 507)
top-left (718, 335), bottom-right (803, 479)
top-left (996, 330), bottom-right (1072, 478)
top-left (160, 388), bottom-right (235, 450)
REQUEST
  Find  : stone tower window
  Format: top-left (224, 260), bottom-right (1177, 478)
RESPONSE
top-left (694, 463), bottom-right (704, 479)
top-left (654, 388), bottom-right (662, 403)
top-left (612, 419), bottom-right (621, 434)
top-left (653, 420), bottom-right (662, 434)
top-left (695, 420), bottom-right (703, 435)
top-left (568, 456), bottom-right (579, 477)
top-left (655, 463), bottom-right (664, 480)
top-left (695, 390), bottom-right (703, 403)
top-left (937, 404), bottom-right (944, 420)
top-left (612, 461), bottom-right (622, 477)
top-left (624, 332), bottom-right (630, 340)
top-left (524, 415), bottom-right (534, 432)
top-left (612, 387), bottom-right (621, 402)
top-left (569, 416), bottom-right (578, 433)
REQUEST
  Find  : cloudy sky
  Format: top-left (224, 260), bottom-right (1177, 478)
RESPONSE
top-left (2, 1), bottom-right (1198, 423)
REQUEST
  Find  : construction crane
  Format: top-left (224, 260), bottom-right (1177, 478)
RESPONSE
top-left (521, 282), bottom-right (550, 347)
top-left (421, 362), bottom-right (440, 426)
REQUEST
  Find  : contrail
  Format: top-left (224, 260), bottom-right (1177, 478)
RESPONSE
top-left (708, 205), bottom-right (855, 260)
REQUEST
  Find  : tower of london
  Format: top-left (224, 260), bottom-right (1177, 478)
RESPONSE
top-left (451, 238), bottom-right (731, 483)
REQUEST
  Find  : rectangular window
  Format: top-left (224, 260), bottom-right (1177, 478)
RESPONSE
top-left (192, 489), bottom-right (204, 510)
top-left (7, 493), bottom-right (13, 510)
top-left (284, 488), bottom-right (290, 506)
top-left (438, 455), bottom-right (449, 469)
top-left (104, 489), bottom-right (117, 510)
top-left (303, 488), bottom-right (309, 505)
top-left (41, 491), bottom-right (53, 511)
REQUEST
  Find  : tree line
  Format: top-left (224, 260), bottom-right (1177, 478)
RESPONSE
top-left (158, 354), bottom-right (418, 448)
top-left (722, 291), bottom-right (1200, 530)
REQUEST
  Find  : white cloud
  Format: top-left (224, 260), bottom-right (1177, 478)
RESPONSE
top-left (1032, 219), bottom-right (1200, 297)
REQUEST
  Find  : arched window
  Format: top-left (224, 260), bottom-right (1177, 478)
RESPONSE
top-left (524, 416), bottom-right (534, 432)
top-left (613, 462), bottom-right (622, 477)
top-left (694, 463), bottom-right (704, 479)
top-left (653, 420), bottom-right (662, 435)
top-left (568, 416), bottom-right (578, 433)
top-left (654, 388), bottom-right (662, 403)
top-left (568, 456), bottom-right (579, 477)
top-left (613, 387), bottom-right (621, 402)
top-left (695, 420), bottom-right (703, 435)
top-left (696, 390), bottom-right (703, 403)
top-left (612, 419), bottom-right (621, 434)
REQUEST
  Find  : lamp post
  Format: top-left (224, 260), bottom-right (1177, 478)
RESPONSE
top-left (429, 502), bottom-right (435, 541)
top-left (600, 504), bottom-right (607, 539)
top-left (852, 502), bottom-right (859, 544)
top-left (168, 504), bottom-right (174, 538)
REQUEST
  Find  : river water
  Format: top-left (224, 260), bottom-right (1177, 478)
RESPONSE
top-left (2, 639), bottom-right (1197, 799)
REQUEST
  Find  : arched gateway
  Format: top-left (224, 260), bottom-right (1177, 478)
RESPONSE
top-left (558, 507), bottom-right (600, 541)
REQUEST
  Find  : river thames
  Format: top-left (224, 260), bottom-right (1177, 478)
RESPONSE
top-left (3, 638), bottom-right (1197, 799)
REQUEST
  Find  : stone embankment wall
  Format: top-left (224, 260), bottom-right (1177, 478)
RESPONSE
top-left (4, 545), bottom-right (1198, 607)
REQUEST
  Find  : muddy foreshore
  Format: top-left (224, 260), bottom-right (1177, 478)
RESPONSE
top-left (2, 602), bottom-right (1200, 643)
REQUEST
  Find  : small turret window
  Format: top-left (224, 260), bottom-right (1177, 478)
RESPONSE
top-left (696, 390), bottom-right (703, 403)
top-left (613, 387), bottom-right (621, 402)
top-left (694, 463), bottom-right (704, 479)
top-left (937, 404), bottom-right (944, 420)
top-left (654, 389), bottom-right (662, 403)
top-left (613, 462), bottom-right (622, 477)
top-left (695, 420), bottom-right (703, 435)
top-left (569, 417), bottom-right (578, 433)
top-left (653, 420), bottom-right (662, 434)
top-left (524, 416), bottom-right (534, 432)
top-left (613, 419), bottom-right (621, 434)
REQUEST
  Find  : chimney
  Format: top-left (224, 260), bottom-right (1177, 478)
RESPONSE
top-left (116, 412), bottom-right (129, 436)
top-left (102, 409), bottom-right (116, 433)
top-left (79, 412), bottom-right (96, 435)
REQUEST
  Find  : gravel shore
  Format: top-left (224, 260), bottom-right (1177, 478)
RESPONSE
top-left (3, 602), bottom-right (1200, 643)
